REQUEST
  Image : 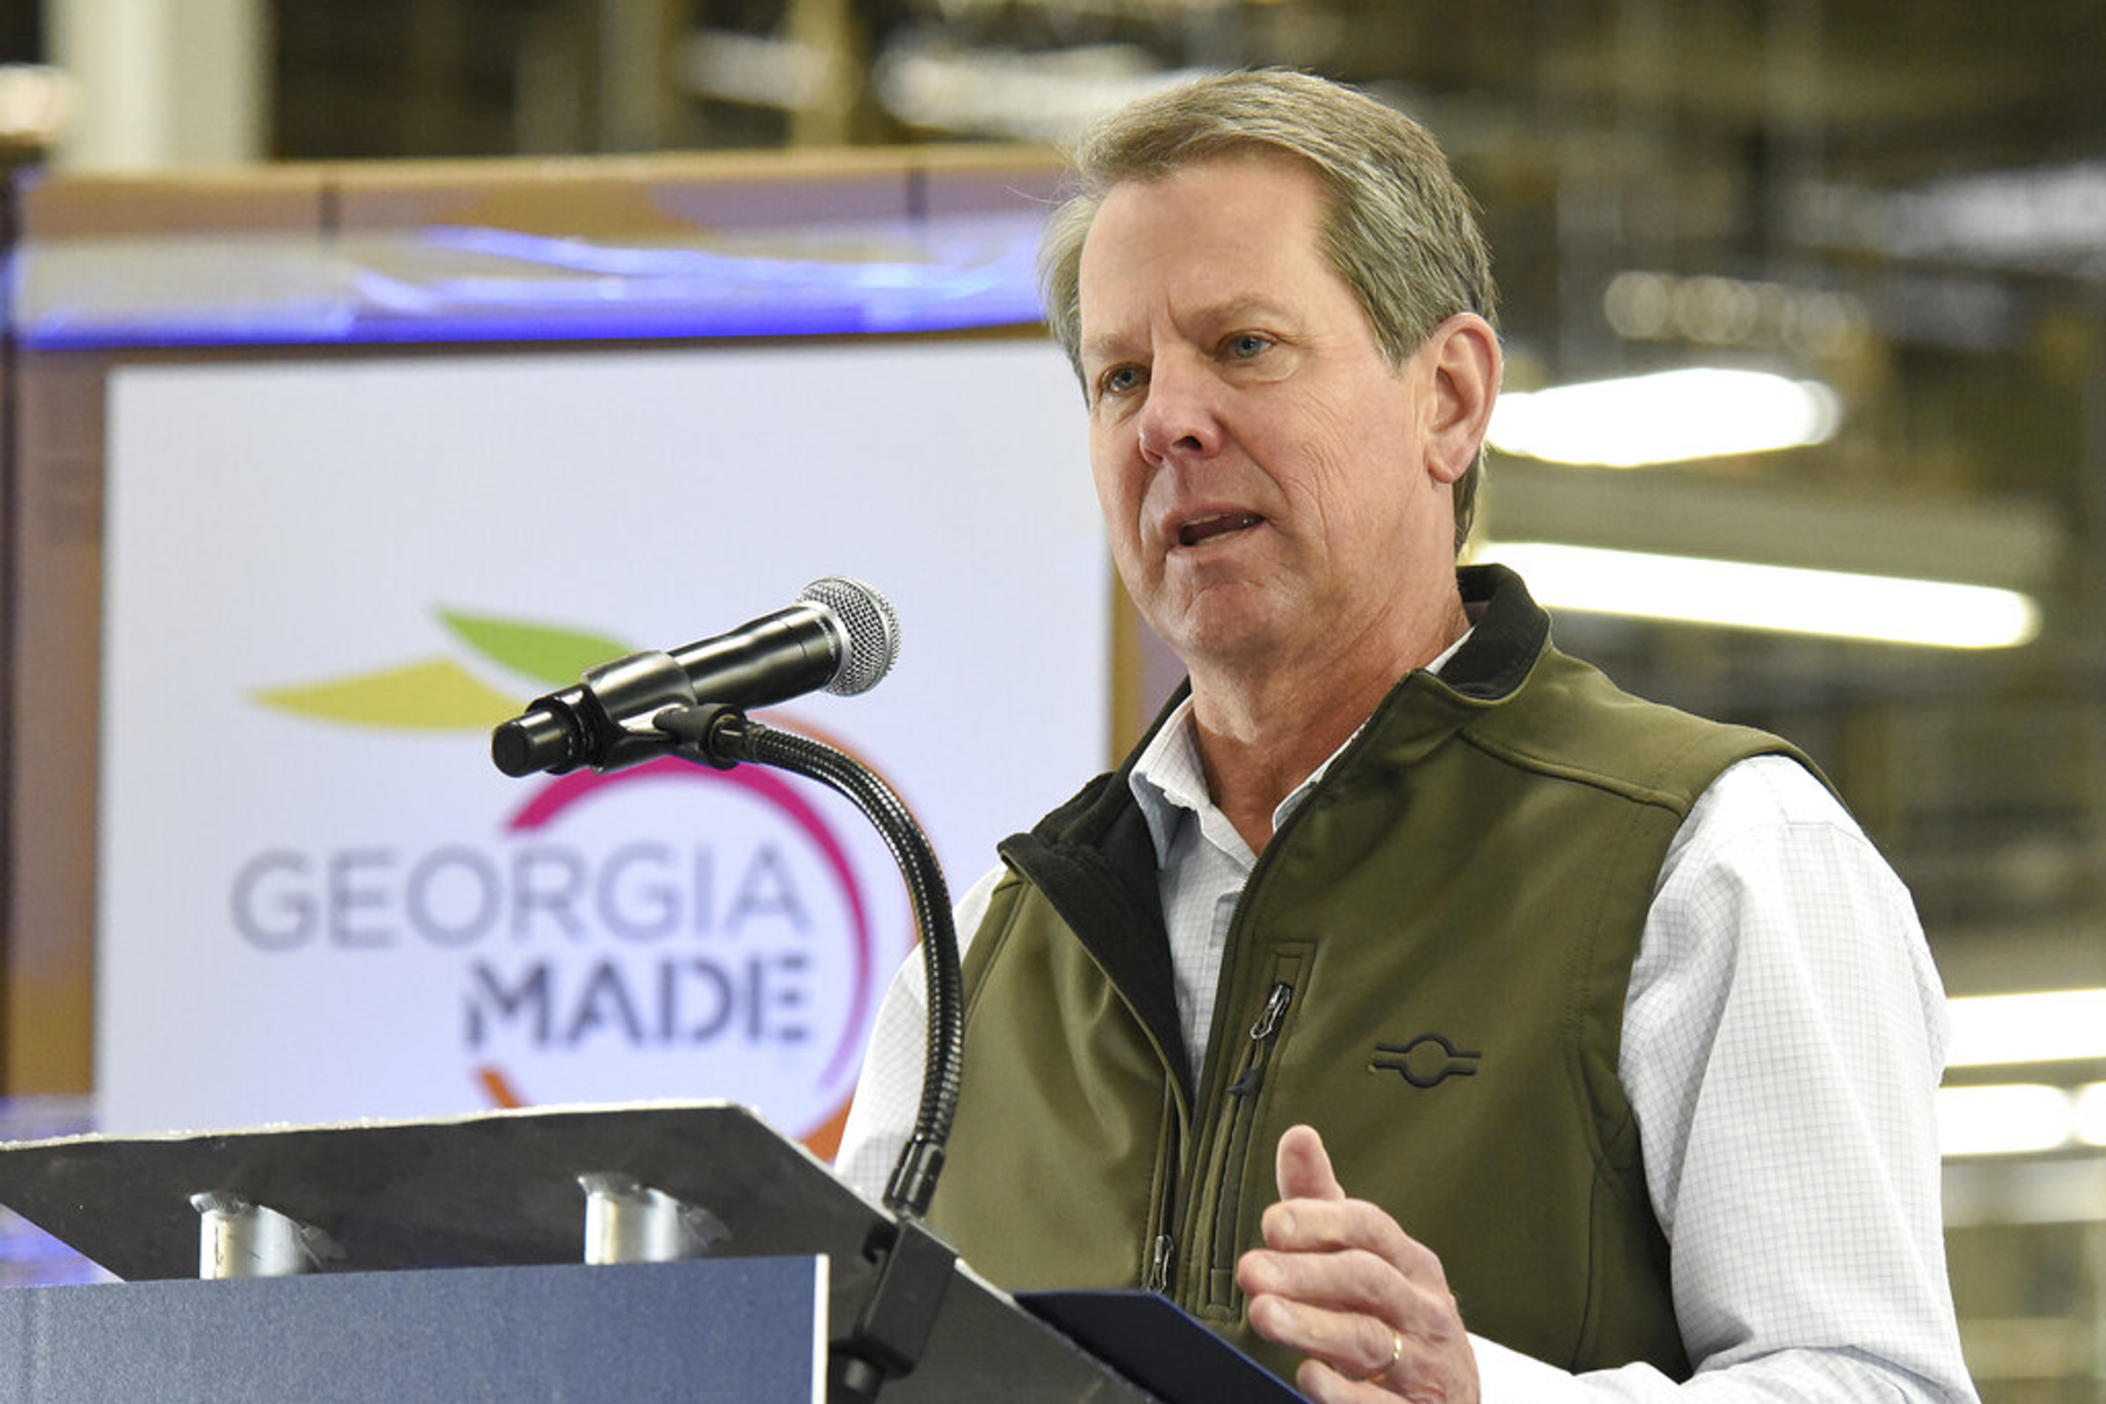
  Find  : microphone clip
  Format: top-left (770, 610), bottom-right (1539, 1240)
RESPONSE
top-left (652, 701), bottom-right (758, 772)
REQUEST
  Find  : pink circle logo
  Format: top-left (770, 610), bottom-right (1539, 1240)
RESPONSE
top-left (479, 751), bottom-right (898, 1156)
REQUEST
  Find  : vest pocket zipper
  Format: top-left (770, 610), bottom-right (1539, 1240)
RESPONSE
top-left (1248, 981), bottom-right (1290, 1042)
top-left (1201, 977), bottom-right (1294, 1311)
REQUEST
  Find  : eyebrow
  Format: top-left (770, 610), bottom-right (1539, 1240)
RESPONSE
top-left (1080, 296), bottom-right (1298, 365)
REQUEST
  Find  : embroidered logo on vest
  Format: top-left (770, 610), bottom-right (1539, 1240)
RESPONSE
top-left (1370, 1034), bottom-right (1481, 1089)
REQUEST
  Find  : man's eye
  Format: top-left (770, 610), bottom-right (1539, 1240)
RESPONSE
top-left (1099, 365), bottom-right (1144, 397)
top-left (1226, 333), bottom-right (1272, 359)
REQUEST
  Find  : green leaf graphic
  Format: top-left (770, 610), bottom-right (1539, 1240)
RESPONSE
top-left (254, 658), bottom-right (525, 730)
top-left (439, 610), bottom-right (633, 687)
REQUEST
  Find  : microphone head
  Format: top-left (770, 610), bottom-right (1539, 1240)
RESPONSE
top-left (799, 576), bottom-right (901, 696)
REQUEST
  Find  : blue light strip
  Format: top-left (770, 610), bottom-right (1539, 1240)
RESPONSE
top-left (18, 301), bottom-right (1043, 351)
top-left (10, 214), bottom-right (1051, 350)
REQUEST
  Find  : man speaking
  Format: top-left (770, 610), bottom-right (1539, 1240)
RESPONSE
top-left (840, 70), bottom-right (1977, 1402)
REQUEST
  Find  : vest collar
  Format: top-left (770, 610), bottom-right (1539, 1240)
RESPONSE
top-left (1120, 562), bottom-right (1548, 789)
top-left (1040, 564), bottom-right (1553, 857)
top-left (1439, 563), bottom-right (1551, 699)
top-left (1125, 614), bottom-right (1486, 870)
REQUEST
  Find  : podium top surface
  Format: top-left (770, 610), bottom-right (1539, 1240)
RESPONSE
top-left (0, 1101), bottom-right (879, 1282)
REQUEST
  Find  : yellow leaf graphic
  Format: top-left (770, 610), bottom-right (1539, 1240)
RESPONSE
top-left (253, 658), bottom-right (526, 730)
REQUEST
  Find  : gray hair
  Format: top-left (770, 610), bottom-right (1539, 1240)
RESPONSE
top-left (1039, 69), bottom-right (1498, 550)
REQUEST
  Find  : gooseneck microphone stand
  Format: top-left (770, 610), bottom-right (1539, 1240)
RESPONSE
top-left (657, 703), bottom-right (966, 1400)
top-left (652, 703), bottom-right (962, 1221)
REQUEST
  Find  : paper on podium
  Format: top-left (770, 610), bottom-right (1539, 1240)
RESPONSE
top-left (1023, 1290), bottom-right (1306, 1403)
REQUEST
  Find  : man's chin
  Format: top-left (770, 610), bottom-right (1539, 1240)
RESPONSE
top-left (1146, 593), bottom-right (1296, 674)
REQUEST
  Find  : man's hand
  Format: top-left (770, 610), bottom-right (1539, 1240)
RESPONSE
top-left (1235, 1125), bottom-right (1480, 1403)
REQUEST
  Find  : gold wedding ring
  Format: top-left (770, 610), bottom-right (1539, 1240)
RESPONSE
top-left (1361, 1329), bottom-right (1404, 1383)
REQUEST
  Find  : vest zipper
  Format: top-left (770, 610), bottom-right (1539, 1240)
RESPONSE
top-left (1144, 1108), bottom-right (1180, 1294)
top-left (1199, 976), bottom-right (1295, 1311)
top-left (1145, 1230), bottom-right (1175, 1293)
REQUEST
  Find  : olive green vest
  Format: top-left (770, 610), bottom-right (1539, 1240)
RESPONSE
top-left (925, 566), bottom-right (1820, 1380)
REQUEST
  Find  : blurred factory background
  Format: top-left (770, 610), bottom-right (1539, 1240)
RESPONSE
top-left (3, 1), bottom-right (2104, 1397)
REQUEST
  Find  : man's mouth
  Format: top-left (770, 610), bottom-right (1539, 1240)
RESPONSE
top-left (1176, 513), bottom-right (1265, 548)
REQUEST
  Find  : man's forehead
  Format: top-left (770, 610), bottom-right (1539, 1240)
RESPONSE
top-left (1075, 155), bottom-right (1333, 322)
top-left (1078, 156), bottom-right (1322, 269)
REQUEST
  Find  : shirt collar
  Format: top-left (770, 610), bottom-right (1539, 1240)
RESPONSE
top-left (1127, 627), bottom-right (1475, 868)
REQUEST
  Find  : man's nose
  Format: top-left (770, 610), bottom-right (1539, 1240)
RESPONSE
top-left (1135, 354), bottom-right (1223, 464)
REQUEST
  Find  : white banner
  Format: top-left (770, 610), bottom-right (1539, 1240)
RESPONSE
top-left (97, 339), bottom-right (1105, 1155)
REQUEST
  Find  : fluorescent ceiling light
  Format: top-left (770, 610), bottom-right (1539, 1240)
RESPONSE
top-left (1946, 988), bottom-right (2106, 1067)
top-left (1937, 1084), bottom-right (2075, 1158)
top-left (0, 65), bottom-right (74, 146)
top-left (872, 43), bottom-right (1213, 141)
top-left (1488, 368), bottom-right (1841, 467)
top-left (1802, 160), bottom-right (2106, 265)
top-left (682, 32), bottom-right (832, 109)
top-left (1477, 542), bottom-right (2040, 649)
top-left (2077, 1084), bottom-right (2106, 1148)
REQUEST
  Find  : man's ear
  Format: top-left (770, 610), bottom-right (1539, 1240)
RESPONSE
top-left (1418, 313), bottom-right (1501, 486)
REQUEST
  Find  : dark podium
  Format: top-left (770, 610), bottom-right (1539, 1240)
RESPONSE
top-left (0, 1102), bottom-right (1186, 1402)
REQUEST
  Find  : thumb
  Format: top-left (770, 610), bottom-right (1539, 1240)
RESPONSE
top-left (1275, 1124), bottom-right (1346, 1202)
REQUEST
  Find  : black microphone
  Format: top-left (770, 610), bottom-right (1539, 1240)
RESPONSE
top-left (491, 577), bottom-right (900, 777)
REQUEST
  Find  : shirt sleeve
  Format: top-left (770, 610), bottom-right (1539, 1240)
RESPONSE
top-left (1476, 753), bottom-right (1979, 1402)
top-left (833, 863), bottom-right (1003, 1203)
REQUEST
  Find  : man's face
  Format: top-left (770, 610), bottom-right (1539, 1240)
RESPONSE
top-left (1077, 151), bottom-right (1458, 677)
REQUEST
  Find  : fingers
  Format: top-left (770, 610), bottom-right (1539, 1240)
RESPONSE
top-left (1238, 1243), bottom-right (1457, 1342)
top-left (1274, 1123), bottom-right (1346, 1202)
top-left (1246, 1286), bottom-right (1405, 1371)
top-left (1295, 1362), bottom-right (1383, 1404)
top-left (1259, 1195), bottom-right (1447, 1285)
